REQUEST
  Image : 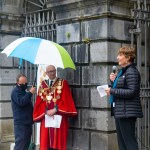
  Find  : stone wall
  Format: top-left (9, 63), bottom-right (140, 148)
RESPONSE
top-left (0, 1), bottom-right (24, 149)
top-left (0, 0), bottom-right (134, 149)
top-left (47, 0), bottom-right (132, 149)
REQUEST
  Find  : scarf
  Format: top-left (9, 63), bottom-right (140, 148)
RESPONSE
top-left (109, 69), bottom-right (123, 104)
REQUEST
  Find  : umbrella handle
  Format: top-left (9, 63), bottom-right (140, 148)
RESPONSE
top-left (33, 76), bottom-right (37, 87)
top-left (33, 64), bottom-right (38, 87)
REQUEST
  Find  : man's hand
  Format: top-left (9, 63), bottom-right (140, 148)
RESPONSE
top-left (29, 86), bottom-right (36, 94)
top-left (46, 108), bottom-right (57, 116)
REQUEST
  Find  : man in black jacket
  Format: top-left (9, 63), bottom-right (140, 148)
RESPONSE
top-left (11, 74), bottom-right (36, 150)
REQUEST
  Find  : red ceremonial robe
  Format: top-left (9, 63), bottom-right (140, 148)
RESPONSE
top-left (33, 78), bottom-right (77, 150)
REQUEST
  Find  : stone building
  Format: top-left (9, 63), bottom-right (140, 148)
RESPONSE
top-left (0, 0), bottom-right (150, 150)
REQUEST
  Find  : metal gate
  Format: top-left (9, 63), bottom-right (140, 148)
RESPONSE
top-left (130, 0), bottom-right (150, 149)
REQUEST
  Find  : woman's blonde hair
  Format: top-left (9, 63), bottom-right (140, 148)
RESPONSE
top-left (118, 46), bottom-right (136, 62)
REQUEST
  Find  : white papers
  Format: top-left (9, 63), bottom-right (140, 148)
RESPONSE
top-left (97, 84), bottom-right (108, 97)
top-left (45, 114), bottom-right (62, 128)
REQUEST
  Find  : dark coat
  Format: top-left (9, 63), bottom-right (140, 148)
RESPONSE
top-left (11, 85), bottom-right (33, 125)
top-left (110, 63), bottom-right (143, 118)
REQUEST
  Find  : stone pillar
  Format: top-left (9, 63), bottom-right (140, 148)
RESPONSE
top-left (0, 1), bottom-right (24, 149)
top-left (47, 0), bottom-right (132, 150)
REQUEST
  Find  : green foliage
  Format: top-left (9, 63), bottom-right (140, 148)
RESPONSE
top-left (66, 32), bottom-right (71, 39)
top-left (83, 37), bottom-right (90, 43)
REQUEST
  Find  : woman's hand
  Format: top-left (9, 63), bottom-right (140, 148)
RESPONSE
top-left (110, 73), bottom-right (117, 82)
top-left (105, 88), bottom-right (111, 96)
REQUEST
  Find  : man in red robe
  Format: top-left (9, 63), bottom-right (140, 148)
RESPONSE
top-left (33, 65), bottom-right (77, 150)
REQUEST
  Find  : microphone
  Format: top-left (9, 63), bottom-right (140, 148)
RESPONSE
top-left (112, 66), bottom-right (117, 73)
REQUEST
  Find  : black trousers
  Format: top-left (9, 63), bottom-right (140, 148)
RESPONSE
top-left (14, 124), bottom-right (32, 150)
top-left (115, 118), bottom-right (139, 150)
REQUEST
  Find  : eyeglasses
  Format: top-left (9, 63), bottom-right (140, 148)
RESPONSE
top-left (46, 70), bottom-right (56, 74)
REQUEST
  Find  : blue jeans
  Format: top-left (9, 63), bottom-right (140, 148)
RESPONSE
top-left (14, 124), bottom-right (32, 150)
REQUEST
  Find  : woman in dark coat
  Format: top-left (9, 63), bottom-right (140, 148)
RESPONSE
top-left (105, 46), bottom-right (143, 150)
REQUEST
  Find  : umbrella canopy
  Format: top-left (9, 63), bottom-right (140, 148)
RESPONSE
top-left (1, 37), bottom-right (76, 69)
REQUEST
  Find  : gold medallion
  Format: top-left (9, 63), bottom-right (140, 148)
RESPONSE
top-left (57, 86), bottom-right (62, 90)
top-left (53, 98), bottom-right (57, 102)
top-left (57, 89), bottom-right (61, 94)
top-left (41, 89), bottom-right (44, 93)
top-left (46, 95), bottom-right (52, 100)
top-left (39, 93), bottom-right (42, 96)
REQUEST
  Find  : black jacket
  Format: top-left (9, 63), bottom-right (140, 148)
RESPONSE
top-left (110, 64), bottom-right (143, 118)
top-left (11, 85), bottom-right (33, 125)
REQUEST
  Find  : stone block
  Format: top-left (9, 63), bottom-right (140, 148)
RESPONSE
top-left (108, 19), bottom-right (132, 41)
top-left (0, 69), bottom-right (20, 84)
top-left (73, 130), bottom-right (90, 150)
top-left (91, 132), bottom-right (118, 150)
top-left (0, 103), bottom-right (13, 118)
top-left (72, 44), bottom-right (89, 64)
top-left (57, 23), bottom-right (80, 43)
top-left (72, 88), bottom-right (90, 107)
top-left (82, 18), bottom-right (132, 42)
top-left (12, 57), bottom-right (20, 68)
top-left (0, 119), bottom-right (14, 139)
top-left (69, 109), bottom-right (81, 128)
top-left (63, 45), bottom-right (72, 56)
top-left (82, 109), bottom-right (116, 131)
top-left (0, 35), bottom-right (19, 49)
top-left (81, 18), bottom-right (107, 41)
top-left (0, 16), bottom-right (23, 31)
top-left (0, 85), bottom-right (13, 101)
top-left (1, 0), bottom-right (37, 14)
top-left (90, 42), bottom-right (121, 63)
top-left (91, 87), bottom-right (109, 108)
top-left (0, 53), bottom-right (13, 67)
top-left (50, 2), bottom-right (108, 21)
top-left (82, 65), bottom-right (110, 85)
top-left (57, 66), bottom-right (80, 85)
top-left (67, 129), bottom-right (73, 149)
top-left (111, 2), bottom-right (130, 16)
top-left (0, 142), bottom-right (13, 150)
